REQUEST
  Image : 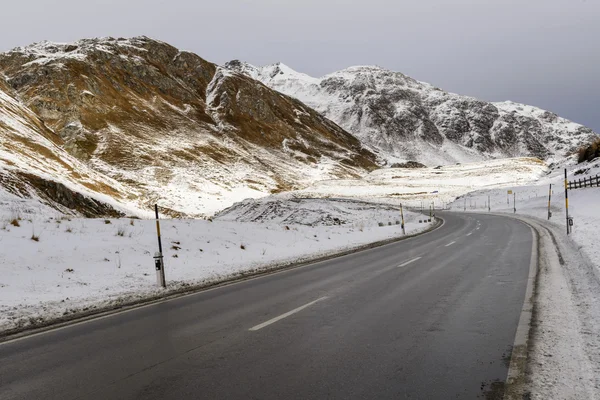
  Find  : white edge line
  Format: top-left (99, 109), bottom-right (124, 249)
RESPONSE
top-left (398, 257), bottom-right (422, 267)
top-left (505, 219), bottom-right (538, 386)
top-left (445, 241), bottom-right (456, 247)
top-left (249, 296), bottom-right (329, 331)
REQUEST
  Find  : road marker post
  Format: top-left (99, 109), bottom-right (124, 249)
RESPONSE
top-left (564, 169), bottom-right (571, 235)
top-left (513, 192), bottom-right (516, 213)
top-left (547, 184), bottom-right (552, 220)
top-left (154, 204), bottom-right (166, 288)
top-left (488, 195), bottom-right (491, 212)
top-left (400, 203), bottom-right (406, 235)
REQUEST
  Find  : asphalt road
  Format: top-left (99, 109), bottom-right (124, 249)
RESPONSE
top-left (0, 212), bottom-right (533, 400)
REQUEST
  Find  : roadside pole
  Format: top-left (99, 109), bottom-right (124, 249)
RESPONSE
top-left (154, 204), bottom-right (166, 288)
top-left (547, 184), bottom-right (552, 220)
top-left (513, 192), bottom-right (516, 213)
top-left (488, 195), bottom-right (491, 212)
top-left (400, 203), bottom-right (406, 235)
top-left (565, 169), bottom-right (570, 235)
top-left (464, 198), bottom-right (466, 211)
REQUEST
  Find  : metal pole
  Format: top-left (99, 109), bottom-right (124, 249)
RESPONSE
top-left (565, 169), bottom-right (570, 235)
top-left (547, 184), bottom-right (552, 220)
top-left (400, 203), bottom-right (406, 235)
top-left (155, 204), bottom-right (166, 288)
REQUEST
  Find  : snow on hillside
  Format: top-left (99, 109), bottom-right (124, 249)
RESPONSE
top-left (0, 37), bottom-right (378, 218)
top-left (0, 199), bottom-right (431, 333)
top-left (0, 82), bottom-right (146, 217)
top-left (291, 157), bottom-right (548, 209)
top-left (215, 196), bottom-right (416, 226)
top-left (227, 61), bottom-right (598, 166)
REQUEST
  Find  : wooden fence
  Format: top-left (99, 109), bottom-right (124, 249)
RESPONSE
top-left (568, 174), bottom-right (600, 190)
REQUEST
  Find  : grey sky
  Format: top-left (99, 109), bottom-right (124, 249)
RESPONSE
top-left (1, 0), bottom-right (599, 132)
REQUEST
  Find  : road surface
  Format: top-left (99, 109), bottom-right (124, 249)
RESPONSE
top-left (0, 213), bottom-right (533, 399)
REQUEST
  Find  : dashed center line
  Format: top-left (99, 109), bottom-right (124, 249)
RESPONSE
top-left (398, 257), bottom-right (422, 267)
top-left (466, 233), bottom-right (472, 236)
top-left (445, 241), bottom-right (456, 247)
top-left (249, 296), bottom-right (328, 331)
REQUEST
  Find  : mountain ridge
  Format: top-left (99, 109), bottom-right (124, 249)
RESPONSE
top-left (226, 60), bottom-right (598, 166)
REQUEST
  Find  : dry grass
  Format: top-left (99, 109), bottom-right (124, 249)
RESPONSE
top-left (577, 138), bottom-right (600, 163)
top-left (10, 218), bottom-right (20, 227)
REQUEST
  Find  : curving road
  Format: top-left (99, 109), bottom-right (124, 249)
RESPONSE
top-left (0, 213), bottom-right (533, 399)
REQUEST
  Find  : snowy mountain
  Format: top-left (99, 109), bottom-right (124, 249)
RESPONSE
top-left (0, 37), bottom-right (377, 217)
top-left (226, 61), bottom-right (598, 166)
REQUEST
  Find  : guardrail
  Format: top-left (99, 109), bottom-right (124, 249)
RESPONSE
top-left (568, 174), bottom-right (600, 190)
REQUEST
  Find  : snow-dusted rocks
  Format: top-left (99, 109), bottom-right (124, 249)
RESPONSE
top-left (227, 61), bottom-right (598, 166)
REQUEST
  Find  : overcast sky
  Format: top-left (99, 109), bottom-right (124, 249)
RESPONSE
top-left (1, 0), bottom-right (598, 132)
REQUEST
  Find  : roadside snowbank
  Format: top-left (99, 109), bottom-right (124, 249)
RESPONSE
top-left (450, 158), bottom-right (600, 399)
top-left (0, 198), bottom-right (431, 334)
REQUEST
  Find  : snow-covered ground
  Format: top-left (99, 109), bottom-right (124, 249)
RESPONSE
top-left (451, 158), bottom-right (599, 267)
top-left (0, 197), bottom-right (432, 334)
top-left (295, 157), bottom-right (547, 208)
top-left (449, 157), bottom-right (600, 399)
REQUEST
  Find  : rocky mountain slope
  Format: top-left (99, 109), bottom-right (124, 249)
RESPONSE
top-left (0, 37), bottom-right (377, 216)
top-left (227, 61), bottom-right (598, 166)
top-left (0, 72), bottom-right (129, 216)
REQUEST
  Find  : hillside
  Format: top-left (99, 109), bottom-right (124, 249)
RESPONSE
top-left (0, 37), bottom-right (377, 217)
top-left (0, 73), bottom-right (131, 216)
top-left (227, 61), bottom-right (598, 166)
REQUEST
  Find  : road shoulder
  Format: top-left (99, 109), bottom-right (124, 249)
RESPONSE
top-left (492, 214), bottom-right (599, 399)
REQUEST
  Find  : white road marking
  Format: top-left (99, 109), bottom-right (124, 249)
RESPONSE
top-left (249, 296), bottom-right (328, 331)
top-left (466, 233), bottom-right (472, 236)
top-left (398, 257), bottom-right (422, 267)
top-left (445, 241), bottom-right (456, 247)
